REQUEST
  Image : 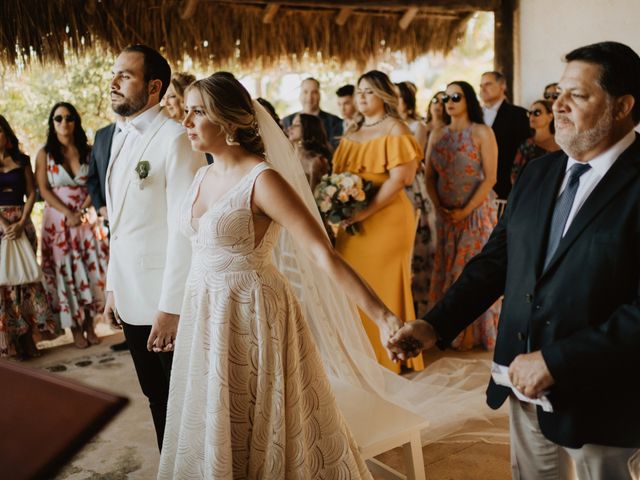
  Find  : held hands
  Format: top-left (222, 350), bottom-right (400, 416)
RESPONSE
top-left (441, 207), bottom-right (469, 223)
top-left (3, 221), bottom-right (24, 240)
top-left (65, 209), bottom-right (84, 227)
top-left (377, 312), bottom-right (403, 359)
top-left (386, 319), bottom-right (437, 361)
top-left (340, 210), bottom-right (366, 230)
top-left (148, 311), bottom-right (179, 353)
top-left (103, 291), bottom-right (121, 329)
top-left (98, 206), bottom-right (109, 220)
top-left (508, 351), bottom-right (555, 399)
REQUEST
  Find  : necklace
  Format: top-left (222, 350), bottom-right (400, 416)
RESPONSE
top-left (363, 114), bottom-right (388, 127)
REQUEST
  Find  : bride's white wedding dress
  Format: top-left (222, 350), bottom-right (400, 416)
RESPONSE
top-left (158, 162), bottom-right (371, 479)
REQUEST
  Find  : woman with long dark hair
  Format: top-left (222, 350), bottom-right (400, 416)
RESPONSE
top-left (511, 99), bottom-right (560, 184)
top-left (425, 81), bottom-right (501, 350)
top-left (332, 70), bottom-right (424, 373)
top-left (35, 102), bottom-right (108, 349)
top-left (396, 81), bottom-right (428, 150)
top-left (0, 115), bottom-right (55, 358)
top-left (287, 112), bottom-right (331, 190)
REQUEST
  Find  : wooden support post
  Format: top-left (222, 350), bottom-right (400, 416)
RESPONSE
top-left (263, 3), bottom-right (281, 24)
top-left (399, 7), bottom-right (419, 30)
top-left (494, 0), bottom-right (517, 99)
top-left (180, 0), bottom-right (200, 20)
top-left (335, 7), bottom-right (353, 26)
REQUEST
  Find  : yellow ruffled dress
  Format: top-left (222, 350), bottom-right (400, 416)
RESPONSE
top-left (333, 134), bottom-right (425, 373)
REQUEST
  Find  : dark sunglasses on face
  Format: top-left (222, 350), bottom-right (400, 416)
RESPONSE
top-left (544, 92), bottom-right (559, 100)
top-left (431, 97), bottom-right (443, 104)
top-left (527, 109), bottom-right (544, 118)
top-left (53, 115), bottom-right (75, 123)
top-left (441, 93), bottom-right (463, 104)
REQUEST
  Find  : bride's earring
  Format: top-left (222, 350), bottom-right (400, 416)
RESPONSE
top-left (225, 133), bottom-right (239, 146)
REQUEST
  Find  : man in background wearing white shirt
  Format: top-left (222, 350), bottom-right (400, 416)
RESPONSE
top-left (479, 71), bottom-right (530, 200)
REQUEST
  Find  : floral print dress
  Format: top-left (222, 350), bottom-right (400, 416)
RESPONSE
top-left (0, 163), bottom-right (56, 357)
top-left (428, 127), bottom-right (500, 350)
top-left (41, 154), bottom-right (109, 329)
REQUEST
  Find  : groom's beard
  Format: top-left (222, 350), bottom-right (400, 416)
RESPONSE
top-left (112, 88), bottom-right (149, 117)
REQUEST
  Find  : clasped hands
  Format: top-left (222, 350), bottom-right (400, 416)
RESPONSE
top-left (385, 319), bottom-right (555, 399)
top-left (0, 220), bottom-right (24, 240)
top-left (104, 291), bottom-right (178, 353)
top-left (385, 319), bottom-right (438, 361)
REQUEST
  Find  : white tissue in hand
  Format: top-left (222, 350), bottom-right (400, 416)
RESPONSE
top-left (491, 362), bottom-right (554, 413)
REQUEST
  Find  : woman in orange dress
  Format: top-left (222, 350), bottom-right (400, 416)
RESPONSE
top-left (333, 70), bottom-right (424, 373)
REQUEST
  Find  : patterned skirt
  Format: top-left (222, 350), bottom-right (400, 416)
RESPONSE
top-left (41, 186), bottom-right (109, 329)
top-left (0, 206), bottom-right (57, 358)
top-left (404, 168), bottom-right (437, 318)
top-left (428, 197), bottom-right (501, 350)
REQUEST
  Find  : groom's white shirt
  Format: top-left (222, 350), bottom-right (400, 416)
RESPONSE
top-left (105, 105), bottom-right (206, 325)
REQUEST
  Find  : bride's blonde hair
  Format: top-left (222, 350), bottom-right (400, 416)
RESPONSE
top-left (185, 72), bottom-right (265, 157)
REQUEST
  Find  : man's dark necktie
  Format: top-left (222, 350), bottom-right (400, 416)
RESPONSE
top-left (543, 163), bottom-right (591, 269)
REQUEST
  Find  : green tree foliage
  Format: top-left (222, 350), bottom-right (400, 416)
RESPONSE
top-left (0, 50), bottom-right (115, 157)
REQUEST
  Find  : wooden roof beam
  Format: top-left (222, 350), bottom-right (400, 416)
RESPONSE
top-left (263, 3), bottom-right (280, 23)
top-left (208, 0), bottom-right (500, 12)
top-left (398, 6), bottom-right (419, 30)
top-left (335, 7), bottom-right (352, 26)
top-left (181, 0), bottom-right (200, 20)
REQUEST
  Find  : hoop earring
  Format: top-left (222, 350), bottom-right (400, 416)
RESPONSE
top-left (225, 134), bottom-right (239, 146)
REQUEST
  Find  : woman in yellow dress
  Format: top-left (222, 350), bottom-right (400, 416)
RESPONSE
top-left (333, 70), bottom-right (424, 373)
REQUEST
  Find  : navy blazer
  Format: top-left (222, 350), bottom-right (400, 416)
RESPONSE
top-left (87, 123), bottom-right (115, 211)
top-left (491, 101), bottom-right (531, 200)
top-left (425, 134), bottom-right (640, 449)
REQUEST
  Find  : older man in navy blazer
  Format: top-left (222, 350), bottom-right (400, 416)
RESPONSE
top-left (390, 41), bottom-right (640, 479)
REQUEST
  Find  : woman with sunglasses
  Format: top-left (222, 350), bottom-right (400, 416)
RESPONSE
top-left (0, 115), bottom-right (56, 358)
top-left (425, 81), bottom-right (500, 351)
top-left (425, 91), bottom-right (447, 141)
top-left (332, 70), bottom-right (424, 373)
top-left (511, 99), bottom-right (560, 184)
top-left (543, 82), bottom-right (560, 104)
top-left (35, 102), bottom-right (109, 349)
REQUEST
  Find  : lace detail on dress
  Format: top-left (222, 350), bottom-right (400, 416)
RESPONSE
top-left (160, 161), bottom-right (370, 479)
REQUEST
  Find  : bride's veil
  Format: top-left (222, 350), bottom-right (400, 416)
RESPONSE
top-left (253, 100), bottom-right (507, 445)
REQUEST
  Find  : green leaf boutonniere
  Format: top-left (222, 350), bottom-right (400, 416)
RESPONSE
top-left (135, 160), bottom-right (151, 180)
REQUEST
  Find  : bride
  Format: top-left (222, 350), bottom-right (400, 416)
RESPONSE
top-left (157, 73), bottom-right (403, 479)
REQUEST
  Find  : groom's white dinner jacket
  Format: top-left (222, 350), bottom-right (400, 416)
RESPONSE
top-left (105, 105), bottom-right (207, 325)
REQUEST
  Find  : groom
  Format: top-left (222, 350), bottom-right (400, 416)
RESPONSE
top-left (103, 44), bottom-right (206, 449)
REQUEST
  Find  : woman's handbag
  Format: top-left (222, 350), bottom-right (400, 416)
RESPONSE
top-left (0, 234), bottom-right (43, 286)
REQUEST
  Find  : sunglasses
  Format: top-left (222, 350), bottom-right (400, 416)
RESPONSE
top-left (543, 92), bottom-right (559, 100)
top-left (53, 115), bottom-right (75, 123)
top-left (527, 109), bottom-right (544, 117)
top-left (431, 97), bottom-right (443, 104)
top-left (441, 93), bottom-right (463, 104)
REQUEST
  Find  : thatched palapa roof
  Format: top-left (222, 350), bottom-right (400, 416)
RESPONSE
top-left (0, 0), bottom-right (500, 68)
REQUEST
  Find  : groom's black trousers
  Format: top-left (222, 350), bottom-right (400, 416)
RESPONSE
top-left (121, 321), bottom-right (173, 451)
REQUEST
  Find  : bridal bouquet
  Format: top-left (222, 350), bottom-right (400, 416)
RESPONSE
top-left (313, 172), bottom-right (374, 235)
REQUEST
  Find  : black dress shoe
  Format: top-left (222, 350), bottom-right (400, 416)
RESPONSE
top-left (110, 340), bottom-right (129, 351)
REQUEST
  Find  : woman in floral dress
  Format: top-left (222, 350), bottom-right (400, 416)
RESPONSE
top-left (35, 102), bottom-right (108, 348)
top-left (0, 115), bottom-right (55, 358)
top-left (425, 81), bottom-right (501, 350)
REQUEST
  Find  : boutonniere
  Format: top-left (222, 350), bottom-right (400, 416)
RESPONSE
top-left (134, 160), bottom-right (150, 189)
